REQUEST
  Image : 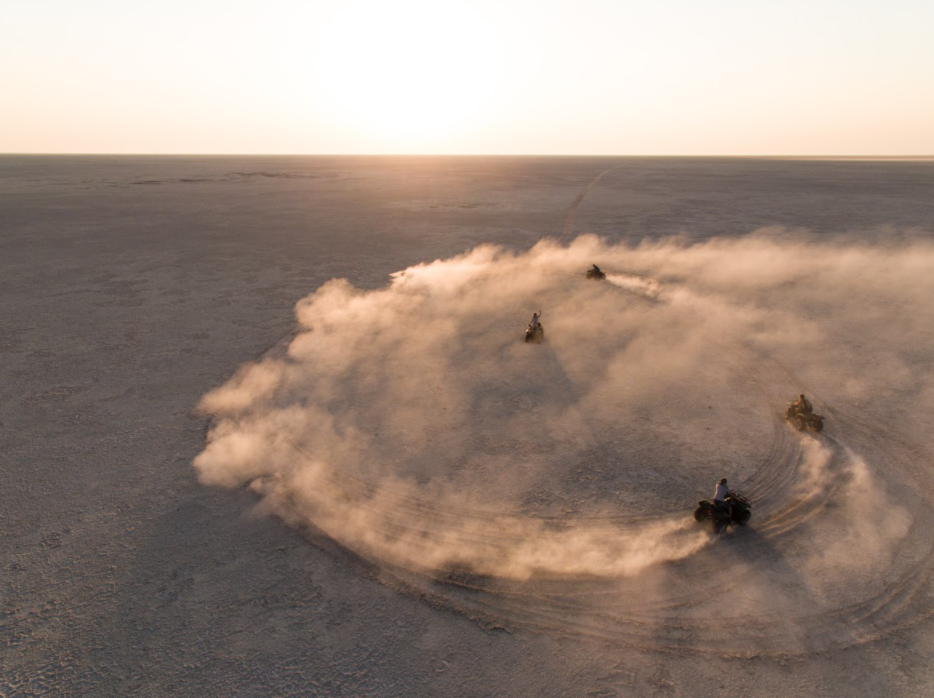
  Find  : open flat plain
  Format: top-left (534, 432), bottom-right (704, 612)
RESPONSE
top-left (3, 156), bottom-right (934, 697)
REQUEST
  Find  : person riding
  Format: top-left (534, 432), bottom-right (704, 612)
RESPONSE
top-left (529, 311), bottom-right (541, 330)
top-left (713, 477), bottom-right (733, 517)
top-left (591, 264), bottom-right (602, 275)
top-left (793, 394), bottom-right (812, 415)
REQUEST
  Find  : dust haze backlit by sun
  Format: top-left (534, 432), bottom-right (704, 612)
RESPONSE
top-left (314, 0), bottom-right (503, 149)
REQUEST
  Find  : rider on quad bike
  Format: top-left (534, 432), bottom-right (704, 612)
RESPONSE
top-left (694, 477), bottom-right (752, 533)
top-left (785, 394), bottom-right (823, 432)
top-left (792, 394), bottom-right (812, 415)
top-left (586, 264), bottom-right (606, 280)
top-left (525, 311), bottom-right (545, 343)
top-left (713, 477), bottom-right (733, 518)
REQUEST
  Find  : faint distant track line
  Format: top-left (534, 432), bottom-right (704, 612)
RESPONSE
top-left (559, 166), bottom-right (622, 243)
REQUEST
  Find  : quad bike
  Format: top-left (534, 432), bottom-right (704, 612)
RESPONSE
top-left (694, 492), bottom-right (752, 534)
top-left (586, 267), bottom-right (606, 280)
top-left (785, 403), bottom-right (824, 433)
top-left (525, 324), bottom-right (545, 343)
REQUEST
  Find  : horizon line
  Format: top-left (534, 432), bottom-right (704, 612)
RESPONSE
top-left (3, 152), bottom-right (934, 160)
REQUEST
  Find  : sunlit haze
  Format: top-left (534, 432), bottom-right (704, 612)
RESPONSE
top-left (2, 0), bottom-right (933, 155)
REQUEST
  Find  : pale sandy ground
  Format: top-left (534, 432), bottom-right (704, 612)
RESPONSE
top-left (2, 156), bottom-right (934, 697)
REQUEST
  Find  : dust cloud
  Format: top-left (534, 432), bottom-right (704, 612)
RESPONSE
top-left (194, 233), bottom-right (934, 590)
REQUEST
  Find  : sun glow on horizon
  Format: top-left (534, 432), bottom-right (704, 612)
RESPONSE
top-left (314, 1), bottom-right (505, 150)
top-left (1, 0), bottom-right (933, 154)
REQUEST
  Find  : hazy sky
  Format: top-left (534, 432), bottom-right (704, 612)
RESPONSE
top-left (3, 0), bottom-right (932, 155)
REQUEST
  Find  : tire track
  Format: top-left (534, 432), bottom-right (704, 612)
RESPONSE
top-left (213, 252), bottom-right (934, 656)
top-left (268, 330), bottom-right (934, 655)
top-left (559, 167), bottom-right (622, 243)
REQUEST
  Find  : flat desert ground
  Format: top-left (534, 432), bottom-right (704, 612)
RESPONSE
top-left (2, 156), bottom-right (934, 697)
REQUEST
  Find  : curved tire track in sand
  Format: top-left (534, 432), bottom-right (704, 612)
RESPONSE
top-left (256, 316), bottom-right (934, 656)
top-left (222, 183), bottom-right (934, 654)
